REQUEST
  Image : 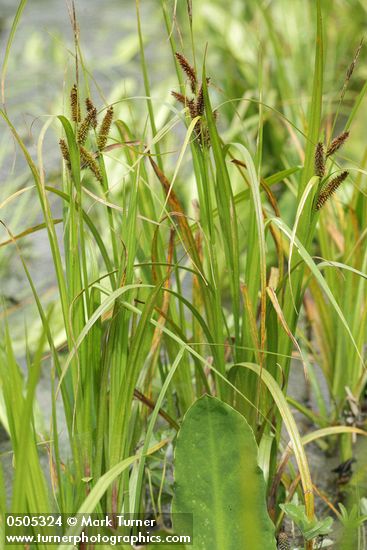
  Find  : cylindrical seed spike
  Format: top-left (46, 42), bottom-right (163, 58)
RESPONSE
top-left (326, 131), bottom-right (349, 157)
top-left (314, 142), bottom-right (325, 178)
top-left (97, 106), bottom-right (113, 150)
top-left (80, 145), bottom-right (103, 183)
top-left (70, 84), bottom-right (81, 122)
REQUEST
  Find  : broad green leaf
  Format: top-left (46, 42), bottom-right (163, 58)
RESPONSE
top-left (172, 395), bottom-right (276, 550)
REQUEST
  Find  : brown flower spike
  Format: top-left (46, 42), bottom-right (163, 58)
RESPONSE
top-left (316, 170), bottom-right (349, 210)
top-left (326, 131), bottom-right (349, 157)
top-left (314, 131), bottom-right (350, 210)
top-left (77, 111), bottom-right (94, 145)
top-left (175, 52), bottom-right (197, 93)
top-left (80, 145), bottom-right (103, 183)
top-left (172, 54), bottom-right (214, 148)
top-left (85, 97), bottom-right (98, 129)
top-left (97, 106), bottom-right (114, 150)
top-left (59, 138), bottom-right (70, 167)
top-left (70, 84), bottom-right (81, 122)
top-left (171, 91), bottom-right (196, 119)
top-left (314, 142), bottom-right (325, 178)
top-left (171, 91), bottom-right (188, 106)
top-left (195, 83), bottom-right (205, 117)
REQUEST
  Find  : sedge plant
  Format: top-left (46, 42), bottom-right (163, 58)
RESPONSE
top-left (0, 1), bottom-right (366, 549)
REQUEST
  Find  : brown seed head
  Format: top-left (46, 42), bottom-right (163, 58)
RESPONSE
top-left (175, 52), bottom-right (197, 93)
top-left (314, 142), bottom-right (325, 178)
top-left (326, 131), bottom-right (349, 157)
top-left (59, 138), bottom-right (70, 166)
top-left (70, 84), bottom-right (81, 122)
top-left (85, 97), bottom-right (98, 129)
top-left (77, 111), bottom-right (95, 145)
top-left (316, 170), bottom-right (349, 210)
top-left (97, 106), bottom-right (113, 150)
top-left (80, 145), bottom-right (103, 183)
top-left (171, 91), bottom-right (197, 119)
top-left (187, 98), bottom-right (197, 120)
top-left (171, 91), bottom-right (188, 106)
top-left (195, 83), bottom-right (204, 117)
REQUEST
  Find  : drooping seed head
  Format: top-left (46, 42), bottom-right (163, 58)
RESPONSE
top-left (175, 52), bottom-right (197, 93)
top-left (85, 97), bottom-right (98, 129)
top-left (326, 131), bottom-right (349, 157)
top-left (77, 111), bottom-right (94, 145)
top-left (172, 91), bottom-right (197, 120)
top-left (80, 145), bottom-right (102, 183)
top-left (323, 170), bottom-right (349, 195)
top-left (171, 91), bottom-right (188, 106)
top-left (59, 138), bottom-right (70, 166)
top-left (316, 170), bottom-right (349, 210)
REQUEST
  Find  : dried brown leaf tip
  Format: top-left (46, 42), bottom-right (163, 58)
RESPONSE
top-left (175, 52), bottom-right (197, 93)
top-left (316, 170), bottom-right (349, 211)
top-left (70, 84), bottom-right (81, 122)
top-left (326, 131), bottom-right (349, 157)
top-left (97, 106), bottom-right (114, 150)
